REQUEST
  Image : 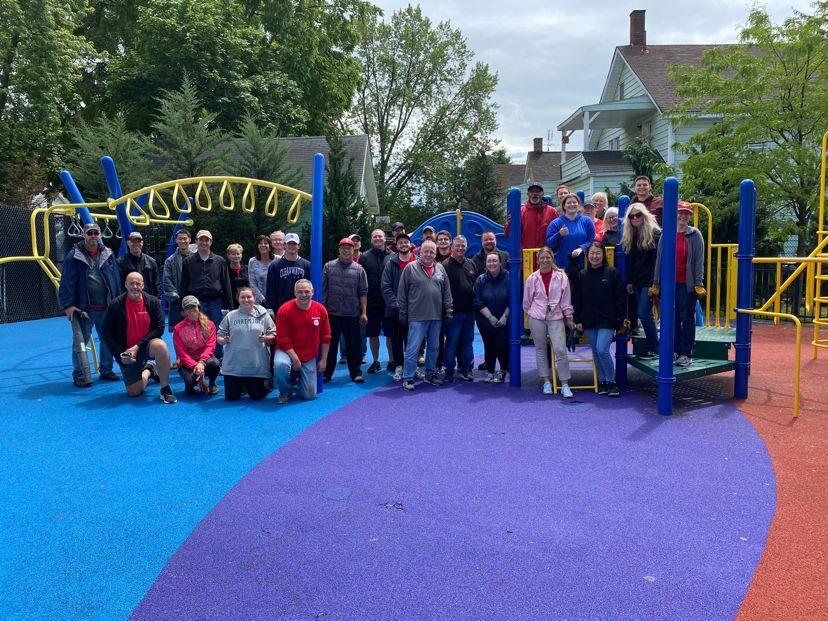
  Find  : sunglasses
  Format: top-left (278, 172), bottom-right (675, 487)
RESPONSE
top-left (629, 212), bottom-right (643, 219)
top-left (85, 230), bottom-right (101, 236)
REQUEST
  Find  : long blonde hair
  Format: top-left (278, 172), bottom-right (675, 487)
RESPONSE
top-left (621, 203), bottom-right (660, 252)
top-left (185, 304), bottom-right (213, 340)
top-left (536, 246), bottom-right (563, 272)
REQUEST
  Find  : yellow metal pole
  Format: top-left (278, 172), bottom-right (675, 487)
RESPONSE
top-left (774, 262), bottom-right (782, 325)
top-left (456, 209), bottom-right (462, 237)
top-left (715, 246), bottom-right (722, 328)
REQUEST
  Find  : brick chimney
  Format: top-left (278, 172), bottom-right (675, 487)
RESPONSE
top-left (533, 137), bottom-right (543, 153)
top-left (630, 10), bottom-right (646, 48)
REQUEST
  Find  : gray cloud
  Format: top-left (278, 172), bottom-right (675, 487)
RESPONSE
top-left (370, 1), bottom-right (816, 160)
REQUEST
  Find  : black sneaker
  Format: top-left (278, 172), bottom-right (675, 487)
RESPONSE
top-left (367, 361), bottom-right (382, 374)
top-left (402, 379), bottom-right (416, 391)
top-left (386, 361), bottom-right (396, 373)
top-left (424, 374), bottom-right (443, 387)
top-left (458, 370), bottom-right (474, 382)
top-left (322, 375), bottom-right (332, 383)
top-left (477, 362), bottom-right (487, 371)
top-left (443, 372), bottom-right (455, 383)
top-left (73, 378), bottom-right (92, 388)
top-left (606, 383), bottom-right (620, 397)
top-left (160, 385), bottom-right (177, 404)
top-left (338, 358), bottom-right (347, 365)
top-left (99, 371), bottom-right (120, 381)
top-left (597, 381), bottom-right (608, 395)
top-left (144, 360), bottom-right (160, 384)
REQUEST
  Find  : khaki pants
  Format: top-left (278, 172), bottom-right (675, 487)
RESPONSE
top-left (529, 317), bottom-right (570, 382)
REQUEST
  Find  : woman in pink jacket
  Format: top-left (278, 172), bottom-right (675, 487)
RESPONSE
top-left (522, 246), bottom-right (575, 398)
top-left (173, 295), bottom-right (221, 395)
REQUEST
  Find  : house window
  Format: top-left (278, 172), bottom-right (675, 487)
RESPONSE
top-left (642, 120), bottom-right (652, 142)
top-left (609, 137), bottom-right (620, 150)
top-left (619, 82), bottom-right (625, 100)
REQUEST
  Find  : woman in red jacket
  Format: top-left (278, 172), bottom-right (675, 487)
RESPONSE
top-left (173, 295), bottom-right (221, 395)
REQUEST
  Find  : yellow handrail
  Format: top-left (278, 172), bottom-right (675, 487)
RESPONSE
top-left (735, 308), bottom-right (802, 418)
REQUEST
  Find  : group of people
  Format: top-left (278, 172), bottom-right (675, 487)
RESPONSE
top-left (57, 175), bottom-right (704, 403)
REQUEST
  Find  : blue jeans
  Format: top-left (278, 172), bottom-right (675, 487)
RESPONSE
top-left (443, 312), bottom-right (475, 375)
top-left (71, 309), bottom-right (114, 380)
top-left (584, 328), bottom-right (615, 382)
top-left (273, 350), bottom-right (318, 400)
top-left (634, 286), bottom-right (659, 351)
top-left (200, 299), bottom-right (225, 358)
top-left (403, 320), bottom-right (441, 380)
top-left (674, 287), bottom-right (697, 356)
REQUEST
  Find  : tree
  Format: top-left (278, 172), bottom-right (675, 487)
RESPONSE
top-left (459, 146), bottom-right (508, 222)
top-left (668, 3), bottom-right (828, 255)
top-left (352, 5), bottom-right (499, 214)
top-left (0, 0), bottom-right (94, 195)
top-left (302, 134), bottom-right (373, 261)
top-left (622, 137), bottom-right (662, 181)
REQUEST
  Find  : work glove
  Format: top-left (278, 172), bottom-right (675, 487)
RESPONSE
top-left (694, 285), bottom-right (706, 300)
top-left (444, 311), bottom-right (454, 322)
top-left (495, 315), bottom-right (508, 328)
top-left (488, 315), bottom-right (499, 327)
top-left (618, 318), bottom-right (631, 334)
top-left (648, 284), bottom-right (660, 299)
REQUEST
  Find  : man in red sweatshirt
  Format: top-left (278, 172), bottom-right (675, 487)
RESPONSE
top-left (504, 183), bottom-right (559, 253)
top-left (274, 279), bottom-right (332, 402)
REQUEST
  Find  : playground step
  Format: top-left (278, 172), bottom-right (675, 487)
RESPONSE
top-left (630, 326), bottom-right (735, 360)
top-left (626, 355), bottom-right (736, 381)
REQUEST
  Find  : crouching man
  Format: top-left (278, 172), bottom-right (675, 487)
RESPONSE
top-left (102, 271), bottom-right (177, 403)
top-left (274, 279), bottom-right (331, 403)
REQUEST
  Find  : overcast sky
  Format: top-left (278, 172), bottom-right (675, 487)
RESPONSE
top-left (369, 1), bottom-right (817, 161)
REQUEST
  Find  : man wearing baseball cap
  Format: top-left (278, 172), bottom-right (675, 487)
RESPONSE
top-left (321, 237), bottom-right (368, 383)
top-left (504, 182), bottom-right (559, 253)
top-left (58, 221), bottom-right (123, 386)
top-left (180, 229), bottom-right (233, 357)
top-left (117, 230), bottom-right (160, 297)
top-left (265, 232), bottom-right (310, 311)
top-left (386, 222), bottom-right (406, 253)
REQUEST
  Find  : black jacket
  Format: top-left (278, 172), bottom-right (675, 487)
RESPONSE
top-left (471, 247), bottom-right (509, 276)
top-left (443, 256), bottom-right (477, 313)
top-left (573, 265), bottom-right (626, 330)
top-left (380, 253), bottom-right (412, 317)
top-left (358, 247), bottom-right (390, 308)
top-left (102, 292), bottom-right (165, 357)
top-left (117, 252), bottom-right (160, 298)
top-left (180, 252), bottom-right (233, 310)
top-left (228, 264), bottom-right (250, 309)
top-left (626, 229), bottom-right (661, 289)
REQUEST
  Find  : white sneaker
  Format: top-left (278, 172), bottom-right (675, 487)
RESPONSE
top-left (561, 384), bottom-right (574, 399)
top-left (542, 380), bottom-right (553, 395)
top-left (483, 372), bottom-right (496, 383)
top-left (415, 367), bottom-right (425, 379)
top-left (675, 355), bottom-right (692, 367)
top-left (393, 366), bottom-right (403, 381)
top-left (492, 371), bottom-right (505, 384)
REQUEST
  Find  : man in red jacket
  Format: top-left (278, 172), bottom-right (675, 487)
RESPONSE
top-left (504, 183), bottom-right (559, 252)
top-left (274, 279), bottom-right (332, 403)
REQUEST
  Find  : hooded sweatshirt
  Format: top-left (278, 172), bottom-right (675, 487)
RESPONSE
top-left (217, 304), bottom-right (275, 378)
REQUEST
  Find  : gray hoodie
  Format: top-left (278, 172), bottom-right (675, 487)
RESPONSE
top-left (217, 304), bottom-right (276, 378)
top-left (654, 226), bottom-right (705, 291)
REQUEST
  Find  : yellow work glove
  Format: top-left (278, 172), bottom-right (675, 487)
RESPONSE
top-left (694, 285), bottom-right (706, 300)
top-left (648, 285), bottom-right (660, 299)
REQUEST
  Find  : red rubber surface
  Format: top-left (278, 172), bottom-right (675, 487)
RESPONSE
top-left (737, 324), bottom-right (828, 620)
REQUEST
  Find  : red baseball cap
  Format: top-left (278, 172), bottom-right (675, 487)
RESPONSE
top-left (678, 201), bottom-right (693, 213)
top-left (338, 237), bottom-right (355, 247)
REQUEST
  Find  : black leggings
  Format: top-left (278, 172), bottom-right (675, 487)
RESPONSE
top-left (223, 375), bottom-right (268, 401)
top-left (479, 327), bottom-right (509, 373)
top-left (178, 356), bottom-right (221, 391)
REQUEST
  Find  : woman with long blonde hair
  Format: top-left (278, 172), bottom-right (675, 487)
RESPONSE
top-left (621, 203), bottom-right (661, 357)
top-left (173, 295), bottom-right (221, 395)
top-left (522, 246), bottom-right (575, 397)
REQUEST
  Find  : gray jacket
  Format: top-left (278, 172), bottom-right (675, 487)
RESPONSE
top-left (162, 250), bottom-right (190, 304)
top-left (397, 260), bottom-right (453, 322)
top-left (217, 304), bottom-right (276, 378)
top-left (654, 226), bottom-right (705, 291)
top-left (322, 259), bottom-right (368, 317)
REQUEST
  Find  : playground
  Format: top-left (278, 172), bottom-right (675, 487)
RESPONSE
top-left (1, 141), bottom-right (827, 619)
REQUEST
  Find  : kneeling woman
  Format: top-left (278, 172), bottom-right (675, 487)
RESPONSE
top-left (217, 286), bottom-right (276, 400)
top-left (573, 242), bottom-right (626, 397)
top-left (173, 295), bottom-right (221, 395)
top-left (523, 246), bottom-right (575, 398)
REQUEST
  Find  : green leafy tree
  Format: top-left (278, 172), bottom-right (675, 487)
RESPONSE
top-left (0, 0), bottom-right (94, 195)
top-left (352, 5), bottom-right (499, 215)
top-left (668, 3), bottom-right (828, 255)
top-left (622, 137), bottom-right (662, 181)
top-left (64, 113), bottom-right (155, 200)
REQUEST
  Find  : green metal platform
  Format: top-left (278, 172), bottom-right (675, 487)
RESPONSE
top-left (626, 326), bottom-right (737, 380)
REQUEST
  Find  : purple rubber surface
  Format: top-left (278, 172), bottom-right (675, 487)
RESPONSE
top-left (132, 353), bottom-right (774, 620)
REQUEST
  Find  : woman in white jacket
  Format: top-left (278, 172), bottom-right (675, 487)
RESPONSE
top-left (522, 246), bottom-right (575, 397)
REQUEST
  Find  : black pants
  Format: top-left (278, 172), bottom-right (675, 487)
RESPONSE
top-left (386, 313), bottom-right (408, 368)
top-left (479, 326), bottom-right (509, 373)
top-left (223, 375), bottom-right (268, 401)
top-left (178, 356), bottom-right (221, 392)
top-left (325, 315), bottom-right (362, 379)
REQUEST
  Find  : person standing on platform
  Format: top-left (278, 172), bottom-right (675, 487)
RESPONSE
top-left (117, 231), bottom-right (160, 297)
top-left (381, 233), bottom-right (416, 381)
top-left (505, 183), bottom-right (559, 254)
top-left (274, 279), bottom-right (331, 403)
top-left (545, 194), bottom-right (595, 281)
top-left (598, 208), bottom-right (619, 247)
top-left (322, 237), bottom-right (368, 383)
top-left (442, 235), bottom-right (477, 383)
top-left (631, 176), bottom-right (664, 226)
top-left (163, 228), bottom-right (192, 333)
top-left (622, 203), bottom-right (661, 358)
top-left (471, 230), bottom-right (508, 275)
top-left (58, 221), bottom-right (122, 387)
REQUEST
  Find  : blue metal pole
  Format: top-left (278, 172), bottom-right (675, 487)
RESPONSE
top-left (734, 179), bottom-right (756, 399)
top-left (507, 187), bottom-right (522, 388)
top-left (311, 153), bottom-right (325, 393)
top-left (59, 170), bottom-right (93, 225)
top-left (576, 191), bottom-right (585, 204)
top-left (614, 194), bottom-right (630, 386)
top-left (657, 177), bottom-right (679, 416)
top-left (100, 156), bottom-right (135, 257)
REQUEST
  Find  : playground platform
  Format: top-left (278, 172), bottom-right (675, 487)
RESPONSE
top-left (0, 317), bottom-right (825, 620)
